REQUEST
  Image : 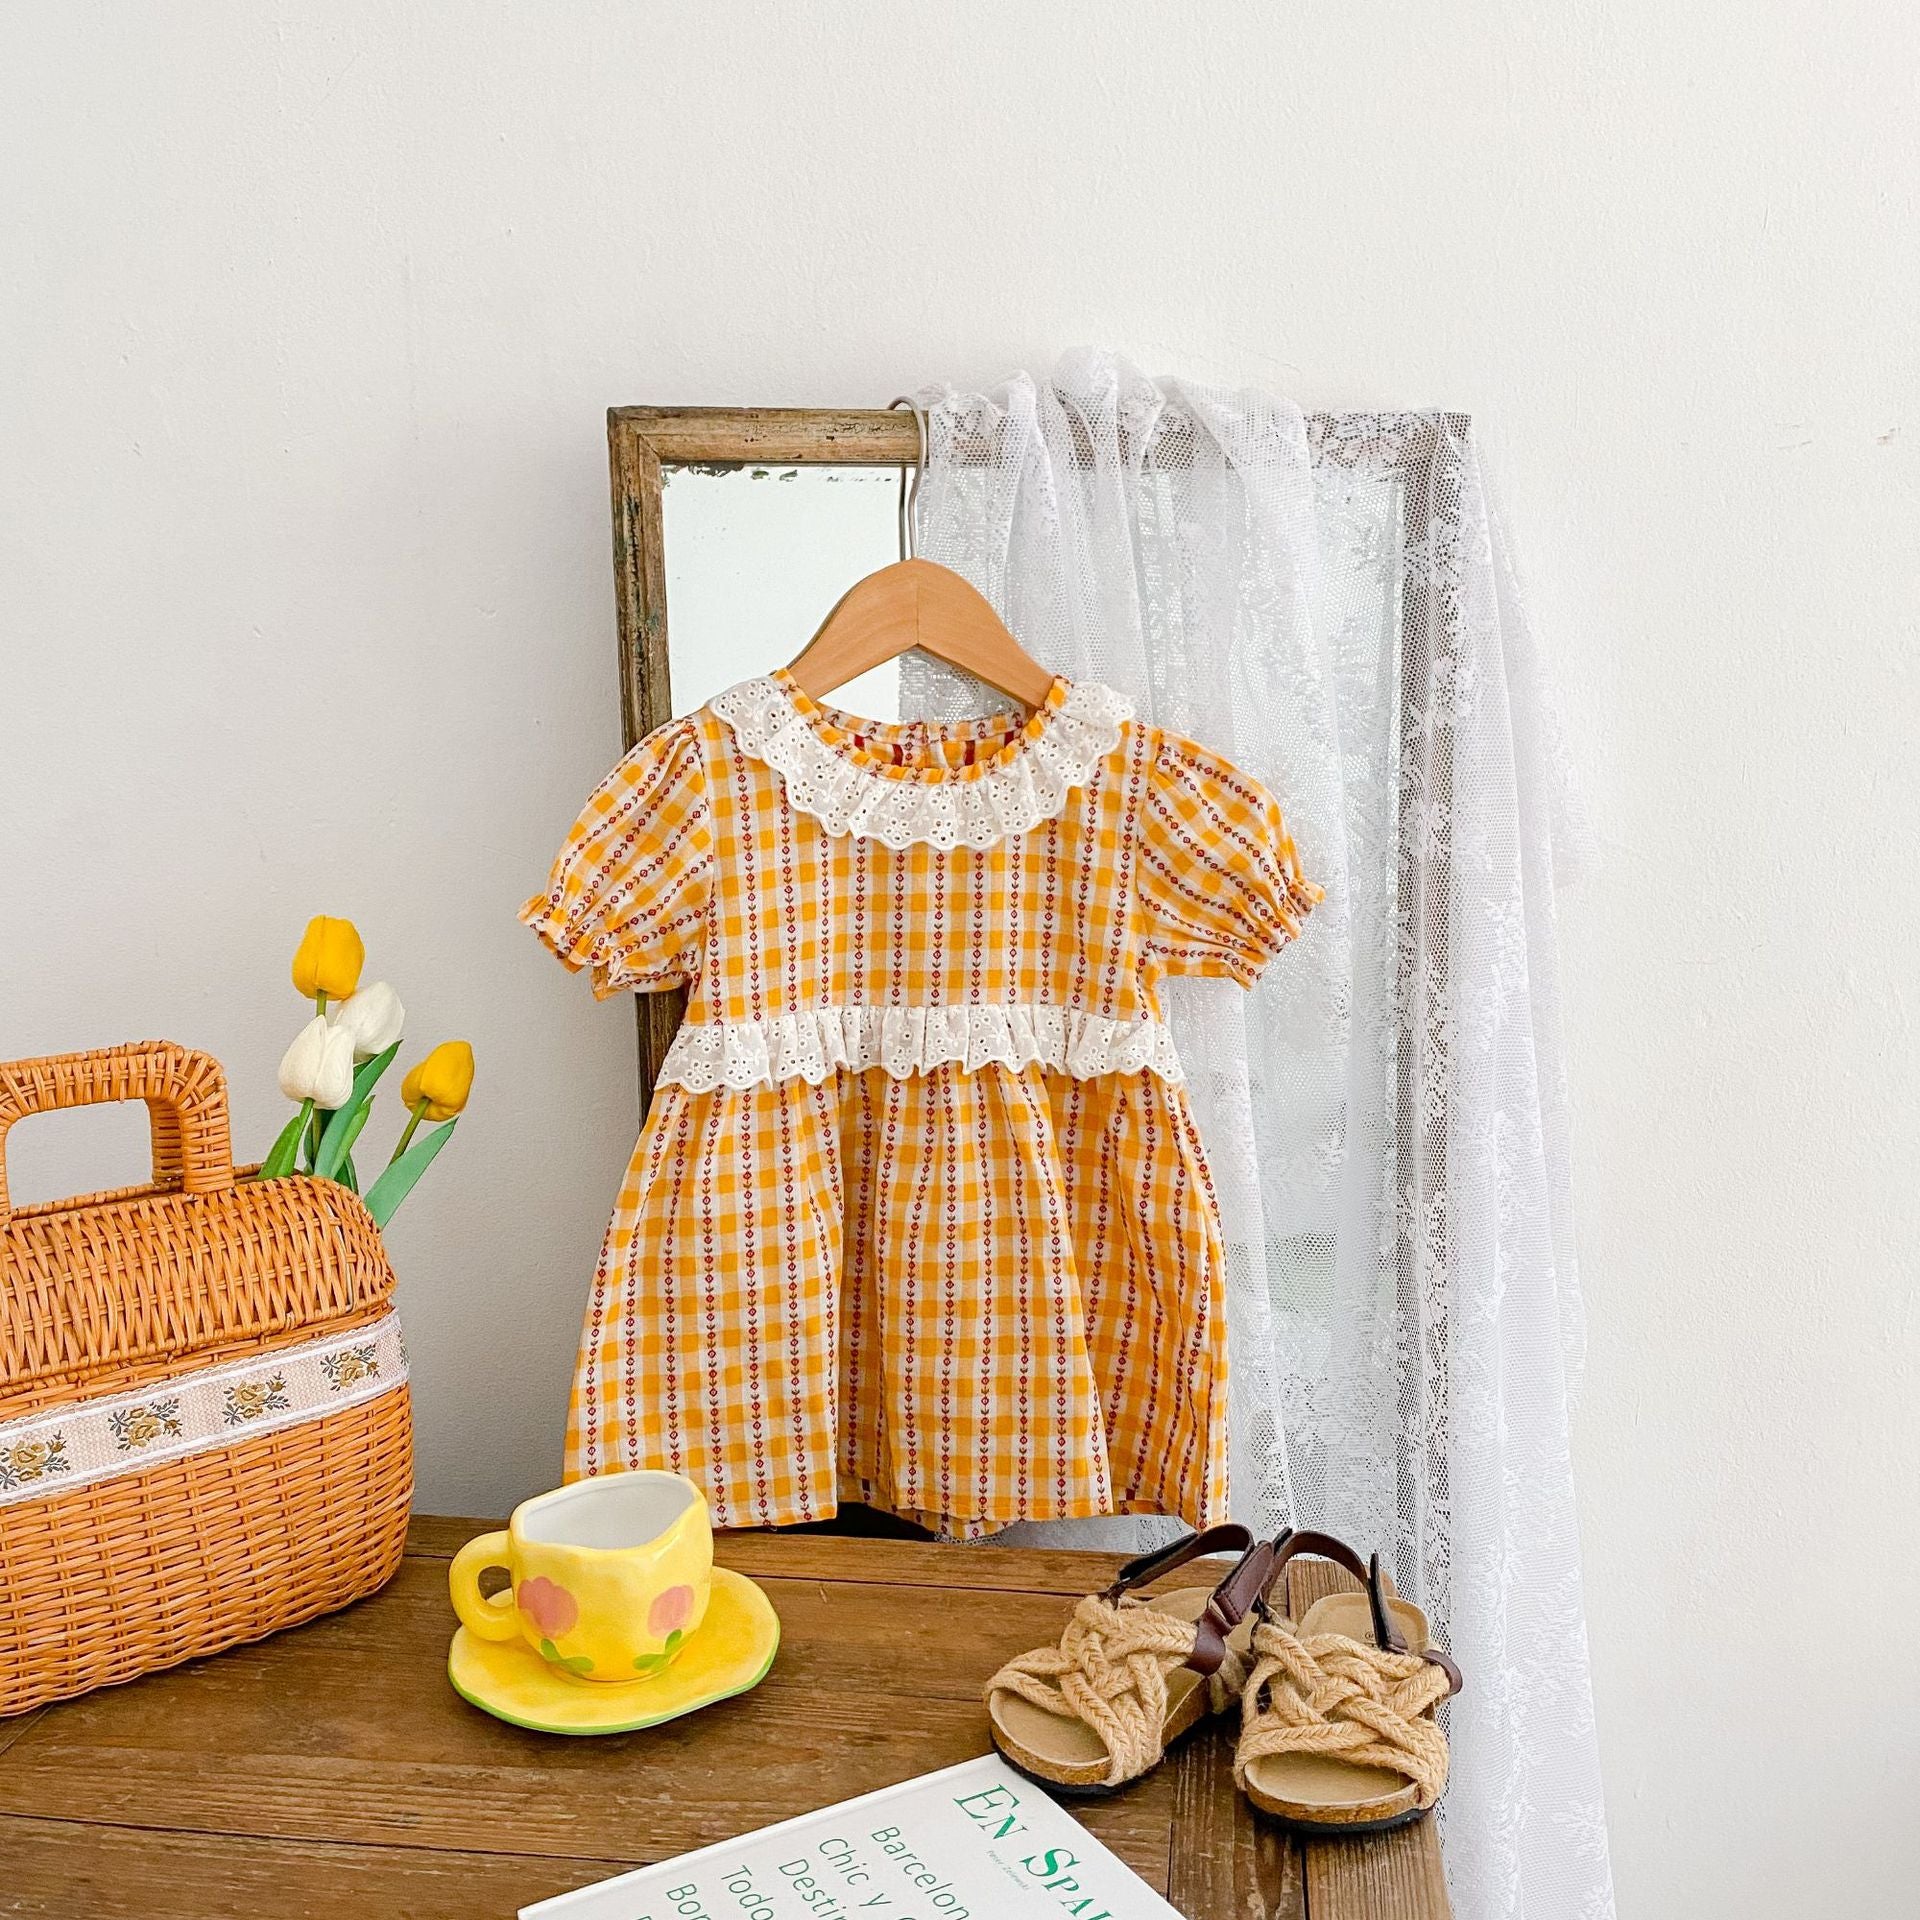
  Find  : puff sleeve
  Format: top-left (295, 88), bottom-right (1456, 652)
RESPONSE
top-left (520, 718), bottom-right (713, 999)
top-left (1136, 731), bottom-right (1322, 988)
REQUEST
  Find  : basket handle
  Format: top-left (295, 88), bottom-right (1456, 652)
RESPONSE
top-left (0, 1041), bottom-right (236, 1230)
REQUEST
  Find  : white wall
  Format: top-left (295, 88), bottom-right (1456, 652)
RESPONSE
top-left (3, 5), bottom-right (1915, 1913)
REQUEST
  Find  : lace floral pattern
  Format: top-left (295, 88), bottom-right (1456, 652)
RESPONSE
top-left (656, 1003), bottom-right (1183, 1092)
top-left (902, 356), bottom-right (1615, 1920)
top-left (710, 672), bottom-right (1132, 850)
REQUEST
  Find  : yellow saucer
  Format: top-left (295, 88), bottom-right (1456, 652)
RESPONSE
top-left (448, 1565), bottom-right (779, 1736)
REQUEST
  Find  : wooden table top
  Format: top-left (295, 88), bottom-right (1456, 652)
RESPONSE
top-left (0, 1518), bottom-right (1449, 1919)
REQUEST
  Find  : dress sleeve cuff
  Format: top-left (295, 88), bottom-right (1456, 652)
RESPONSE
top-left (519, 892), bottom-right (594, 974)
top-left (1231, 872), bottom-right (1324, 986)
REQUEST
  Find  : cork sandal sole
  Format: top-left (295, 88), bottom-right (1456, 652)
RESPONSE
top-left (1240, 1590), bottom-right (1439, 1833)
top-left (989, 1587), bottom-right (1242, 1793)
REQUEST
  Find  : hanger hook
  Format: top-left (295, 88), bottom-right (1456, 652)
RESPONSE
top-left (889, 394), bottom-right (926, 562)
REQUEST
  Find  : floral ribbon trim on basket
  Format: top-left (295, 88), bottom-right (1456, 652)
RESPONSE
top-left (657, 1003), bottom-right (1185, 1092)
top-left (711, 674), bottom-right (1133, 851)
top-left (0, 1312), bottom-right (408, 1507)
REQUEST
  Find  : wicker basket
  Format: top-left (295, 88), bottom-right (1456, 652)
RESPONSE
top-left (0, 1041), bottom-right (412, 1716)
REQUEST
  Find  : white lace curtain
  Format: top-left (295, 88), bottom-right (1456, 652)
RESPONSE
top-left (902, 353), bottom-right (1613, 1920)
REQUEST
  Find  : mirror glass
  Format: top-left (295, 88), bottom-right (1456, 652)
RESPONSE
top-left (662, 464), bottom-right (903, 719)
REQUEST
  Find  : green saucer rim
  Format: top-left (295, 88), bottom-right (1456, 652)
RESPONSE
top-left (447, 1566), bottom-right (780, 1737)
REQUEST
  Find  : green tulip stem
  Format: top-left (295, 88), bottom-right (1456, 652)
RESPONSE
top-left (315, 993), bottom-right (328, 1018)
top-left (259, 1100), bottom-right (312, 1180)
top-left (391, 1099), bottom-right (430, 1164)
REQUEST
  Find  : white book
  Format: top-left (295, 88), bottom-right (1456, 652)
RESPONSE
top-left (522, 1752), bottom-right (1183, 1920)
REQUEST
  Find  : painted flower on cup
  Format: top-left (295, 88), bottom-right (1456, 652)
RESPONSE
top-left (648, 1584), bottom-right (696, 1637)
top-left (517, 1575), bottom-right (578, 1640)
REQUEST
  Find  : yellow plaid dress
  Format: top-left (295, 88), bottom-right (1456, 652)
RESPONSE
top-left (523, 671), bottom-right (1318, 1538)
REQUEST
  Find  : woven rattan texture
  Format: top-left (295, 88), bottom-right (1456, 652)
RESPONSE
top-left (0, 1041), bottom-right (411, 1715)
top-left (0, 1392), bottom-right (412, 1714)
top-left (2, 1045), bottom-right (396, 1417)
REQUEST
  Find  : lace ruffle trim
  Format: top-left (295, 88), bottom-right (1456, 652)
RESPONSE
top-left (656, 1003), bottom-right (1183, 1092)
top-left (710, 675), bottom-right (1133, 849)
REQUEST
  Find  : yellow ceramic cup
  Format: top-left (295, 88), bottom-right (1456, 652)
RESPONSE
top-left (449, 1473), bottom-right (713, 1682)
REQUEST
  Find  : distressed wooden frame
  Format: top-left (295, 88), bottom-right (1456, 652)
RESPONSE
top-left (606, 407), bottom-right (921, 1105)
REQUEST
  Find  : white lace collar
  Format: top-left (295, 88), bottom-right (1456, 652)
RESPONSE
top-left (710, 671), bottom-right (1133, 851)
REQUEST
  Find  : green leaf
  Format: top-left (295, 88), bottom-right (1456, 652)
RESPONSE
top-left (258, 1102), bottom-right (312, 1180)
top-left (339, 1151), bottom-right (359, 1194)
top-left (322, 1099), bottom-right (374, 1187)
top-left (361, 1117), bottom-right (458, 1229)
top-left (314, 1043), bottom-right (399, 1180)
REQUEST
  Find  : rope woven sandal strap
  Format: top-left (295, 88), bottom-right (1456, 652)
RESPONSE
top-left (1257, 1526), bottom-right (1465, 1690)
top-left (989, 1593), bottom-right (1214, 1785)
top-left (1235, 1618), bottom-right (1457, 1809)
top-left (986, 1526), bottom-right (1273, 1787)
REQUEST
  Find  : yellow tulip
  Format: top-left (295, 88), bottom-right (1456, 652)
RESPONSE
top-left (401, 1041), bottom-right (475, 1122)
top-left (291, 916), bottom-right (365, 1003)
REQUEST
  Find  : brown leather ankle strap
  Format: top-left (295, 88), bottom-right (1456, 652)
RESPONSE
top-left (1423, 1646), bottom-right (1465, 1696)
top-left (1260, 1528), bottom-right (1406, 1654)
top-left (1102, 1523), bottom-right (1253, 1604)
top-left (1187, 1536), bottom-right (1278, 1677)
top-left (1098, 1525), bottom-right (1273, 1680)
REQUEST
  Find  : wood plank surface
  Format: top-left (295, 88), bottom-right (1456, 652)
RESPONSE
top-left (1166, 1700), bottom-right (1305, 1920)
top-left (0, 1529), bottom-right (1187, 1917)
top-left (0, 1706), bottom-right (44, 1758)
top-left (1305, 1819), bottom-right (1452, 1920)
top-left (0, 1523), bottom-right (1449, 1920)
top-left (0, 1553), bottom-right (1170, 1880)
top-left (410, 1513), bottom-right (1247, 1596)
top-left (0, 1819), bottom-right (639, 1920)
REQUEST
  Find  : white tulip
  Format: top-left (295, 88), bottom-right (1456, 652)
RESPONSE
top-left (278, 1015), bottom-right (356, 1109)
top-left (327, 981), bottom-right (405, 1060)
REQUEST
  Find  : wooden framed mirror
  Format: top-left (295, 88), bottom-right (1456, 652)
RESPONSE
top-left (604, 401), bottom-right (1471, 1146)
top-left (606, 406), bottom-right (922, 1104)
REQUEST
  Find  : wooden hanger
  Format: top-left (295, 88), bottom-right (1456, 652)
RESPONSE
top-left (785, 394), bottom-right (1057, 712)
top-left (785, 557), bottom-right (1057, 711)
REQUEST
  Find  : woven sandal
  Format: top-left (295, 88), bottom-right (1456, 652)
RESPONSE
top-left (1235, 1529), bottom-right (1463, 1834)
top-left (985, 1524), bottom-right (1275, 1794)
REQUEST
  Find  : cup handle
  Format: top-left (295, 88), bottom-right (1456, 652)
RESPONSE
top-left (449, 1531), bottom-right (520, 1642)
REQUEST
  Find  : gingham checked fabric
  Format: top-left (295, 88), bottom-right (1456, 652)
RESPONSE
top-left (523, 671), bottom-right (1319, 1538)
